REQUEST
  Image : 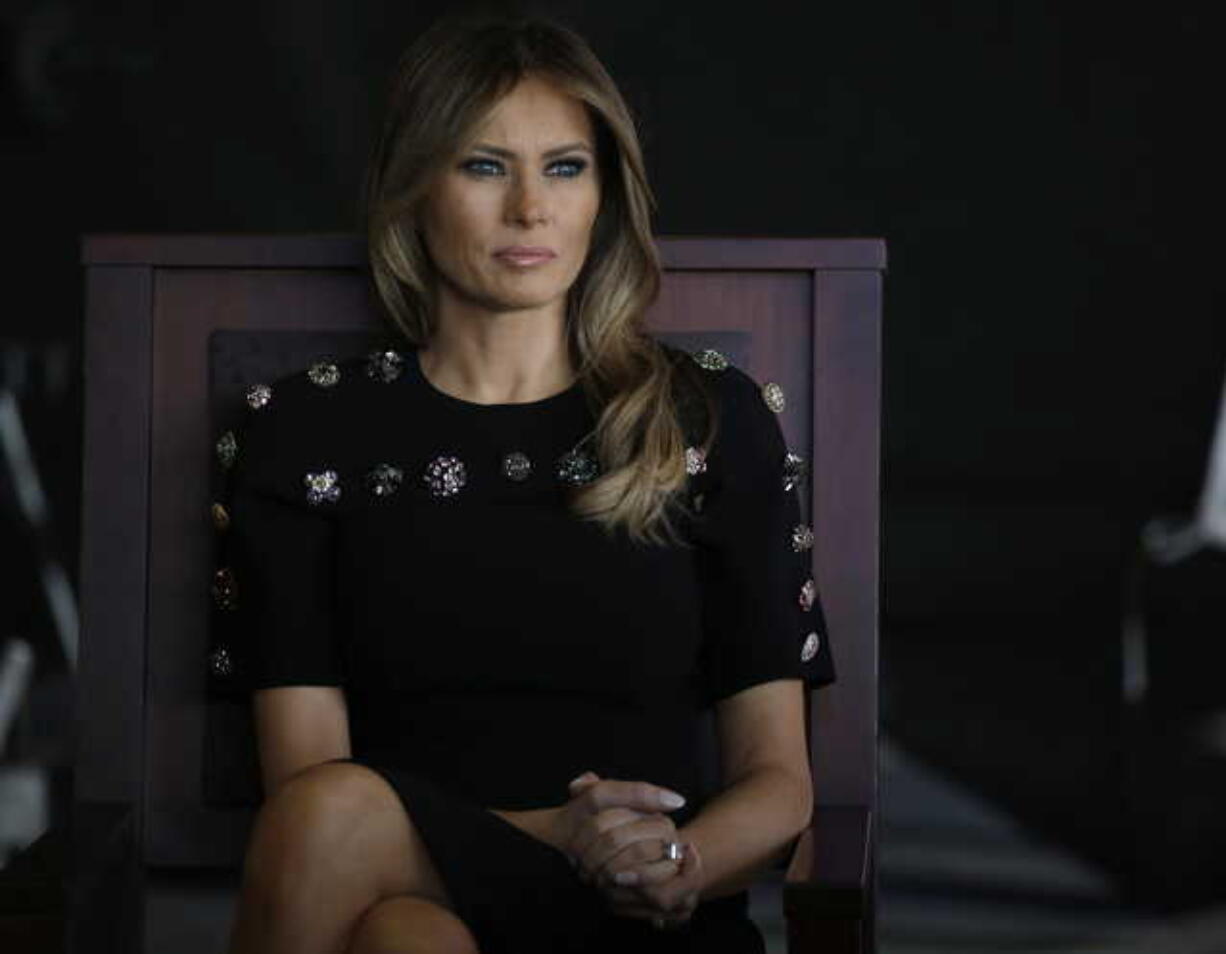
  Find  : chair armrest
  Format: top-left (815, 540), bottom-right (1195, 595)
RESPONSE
top-left (67, 801), bottom-right (143, 954)
top-left (782, 805), bottom-right (873, 954)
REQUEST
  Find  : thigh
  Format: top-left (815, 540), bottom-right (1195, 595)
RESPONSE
top-left (244, 759), bottom-right (454, 908)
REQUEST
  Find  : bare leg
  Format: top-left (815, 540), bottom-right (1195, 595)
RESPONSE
top-left (347, 895), bottom-right (480, 954)
top-left (226, 762), bottom-right (477, 954)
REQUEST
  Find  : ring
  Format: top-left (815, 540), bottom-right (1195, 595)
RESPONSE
top-left (663, 840), bottom-right (684, 862)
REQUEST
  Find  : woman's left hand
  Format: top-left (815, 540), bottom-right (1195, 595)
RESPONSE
top-left (568, 772), bottom-right (705, 926)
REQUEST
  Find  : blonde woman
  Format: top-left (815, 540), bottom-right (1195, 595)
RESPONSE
top-left (221, 12), bottom-right (834, 954)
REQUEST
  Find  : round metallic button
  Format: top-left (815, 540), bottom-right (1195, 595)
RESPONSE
top-left (246, 383), bottom-right (272, 409)
top-left (502, 451), bottom-right (533, 482)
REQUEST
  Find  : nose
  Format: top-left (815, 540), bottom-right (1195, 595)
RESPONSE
top-left (506, 175), bottom-right (549, 226)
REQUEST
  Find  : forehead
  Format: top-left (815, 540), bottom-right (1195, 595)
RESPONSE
top-left (468, 74), bottom-right (593, 149)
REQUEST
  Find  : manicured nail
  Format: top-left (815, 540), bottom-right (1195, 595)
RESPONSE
top-left (614, 871), bottom-right (639, 885)
top-left (659, 791), bottom-right (686, 809)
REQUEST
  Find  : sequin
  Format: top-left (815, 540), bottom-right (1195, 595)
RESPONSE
top-left (684, 446), bottom-right (707, 476)
top-left (502, 451), bottom-right (533, 482)
top-left (791, 523), bottom-right (814, 553)
top-left (799, 578), bottom-right (817, 611)
top-left (556, 447), bottom-right (600, 486)
top-left (216, 431), bottom-right (238, 469)
top-left (762, 382), bottom-right (786, 413)
top-left (424, 455), bottom-right (466, 497)
top-left (304, 470), bottom-right (341, 505)
top-left (308, 360), bottom-right (340, 388)
top-left (211, 502), bottom-right (230, 531)
top-left (801, 631), bottom-right (821, 662)
top-left (212, 567), bottom-right (238, 610)
top-left (208, 645), bottom-right (235, 679)
top-left (366, 349), bottom-right (405, 383)
top-left (366, 463), bottom-right (404, 497)
top-left (783, 452), bottom-right (809, 492)
top-left (692, 349), bottom-right (729, 372)
top-left (246, 383), bottom-right (272, 409)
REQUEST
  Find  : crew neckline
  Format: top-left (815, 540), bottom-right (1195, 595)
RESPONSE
top-left (409, 345), bottom-right (584, 412)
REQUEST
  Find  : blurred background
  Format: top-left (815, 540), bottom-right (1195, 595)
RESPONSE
top-left (1, 0), bottom-right (1223, 951)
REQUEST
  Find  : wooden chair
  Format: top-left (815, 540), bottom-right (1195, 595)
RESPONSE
top-left (49, 233), bottom-right (882, 952)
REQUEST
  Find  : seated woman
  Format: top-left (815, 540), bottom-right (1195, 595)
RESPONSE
top-left (219, 11), bottom-right (834, 954)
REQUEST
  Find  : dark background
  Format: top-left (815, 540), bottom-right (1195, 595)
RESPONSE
top-left (3, 0), bottom-right (1223, 929)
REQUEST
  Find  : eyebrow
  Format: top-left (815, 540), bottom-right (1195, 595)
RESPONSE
top-left (469, 141), bottom-right (593, 159)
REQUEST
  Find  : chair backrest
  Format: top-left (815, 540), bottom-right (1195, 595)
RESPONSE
top-left (77, 234), bottom-right (882, 868)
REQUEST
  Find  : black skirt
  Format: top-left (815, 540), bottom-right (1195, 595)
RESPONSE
top-left (338, 758), bottom-right (766, 954)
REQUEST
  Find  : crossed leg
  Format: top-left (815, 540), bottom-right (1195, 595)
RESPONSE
top-left (226, 761), bottom-right (480, 954)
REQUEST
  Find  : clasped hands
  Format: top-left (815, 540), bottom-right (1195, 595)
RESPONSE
top-left (554, 770), bottom-right (705, 928)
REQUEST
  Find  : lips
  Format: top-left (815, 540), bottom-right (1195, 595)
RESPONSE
top-left (494, 246), bottom-right (556, 265)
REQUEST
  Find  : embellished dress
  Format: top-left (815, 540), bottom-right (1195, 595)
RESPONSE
top-left (209, 341), bottom-right (835, 954)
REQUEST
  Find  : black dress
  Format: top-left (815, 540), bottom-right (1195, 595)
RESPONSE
top-left (215, 340), bottom-right (835, 954)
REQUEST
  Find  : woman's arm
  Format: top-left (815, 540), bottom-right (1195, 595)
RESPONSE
top-left (490, 677), bottom-right (812, 903)
top-left (677, 678), bottom-right (812, 901)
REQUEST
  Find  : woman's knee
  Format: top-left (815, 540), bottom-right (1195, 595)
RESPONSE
top-left (348, 895), bottom-right (480, 954)
top-left (242, 761), bottom-right (411, 894)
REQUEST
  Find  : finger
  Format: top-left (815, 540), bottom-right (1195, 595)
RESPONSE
top-left (578, 815), bottom-right (676, 882)
top-left (570, 806), bottom-right (653, 864)
top-left (608, 900), bottom-right (665, 921)
top-left (567, 771), bottom-right (600, 795)
top-left (603, 858), bottom-right (680, 889)
top-left (581, 779), bottom-right (687, 816)
top-left (639, 844), bottom-right (701, 912)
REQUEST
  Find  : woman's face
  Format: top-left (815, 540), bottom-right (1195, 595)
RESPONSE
top-left (418, 74), bottom-right (602, 319)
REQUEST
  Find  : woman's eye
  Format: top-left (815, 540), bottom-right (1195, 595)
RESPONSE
top-left (462, 158), bottom-right (504, 177)
top-left (547, 158), bottom-right (588, 178)
top-left (460, 157), bottom-right (588, 178)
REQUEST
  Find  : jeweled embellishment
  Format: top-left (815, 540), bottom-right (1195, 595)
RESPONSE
top-left (801, 631), bottom-right (821, 662)
top-left (502, 451), bottom-right (533, 482)
top-left (246, 383), bottom-right (272, 409)
top-left (791, 523), bottom-right (814, 552)
top-left (208, 645), bottom-right (235, 679)
top-left (366, 463), bottom-right (404, 497)
top-left (782, 452), bottom-right (809, 492)
top-left (211, 502), bottom-right (230, 531)
top-left (308, 360), bottom-right (340, 388)
top-left (366, 349), bottom-right (404, 383)
top-left (685, 446), bottom-right (707, 476)
top-left (304, 470), bottom-right (341, 505)
top-left (556, 447), bottom-right (600, 486)
top-left (799, 578), bottom-right (817, 611)
top-left (692, 348), bottom-right (729, 372)
top-left (424, 455), bottom-right (466, 498)
top-left (212, 567), bottom-right (238, 610)
top-left (215, 431), bottom-right (238, 469)
top-left (762, 382), bottom-right (786, 413)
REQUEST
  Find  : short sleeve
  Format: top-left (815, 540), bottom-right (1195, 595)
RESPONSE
top-left (693, 363), bottom-right (835, 706)
top-left (211, 383), bottom-right (346, 693)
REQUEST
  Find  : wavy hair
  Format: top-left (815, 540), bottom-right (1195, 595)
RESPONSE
top-left (363, 12), bottom-right (716, 546)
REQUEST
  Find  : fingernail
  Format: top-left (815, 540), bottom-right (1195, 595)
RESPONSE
top-left (614, 871), bottom-right (639, 885)
top-left (659, 791), bottom-right (686, 809)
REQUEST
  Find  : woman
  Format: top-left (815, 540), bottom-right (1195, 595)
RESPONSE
top-left (218, 12), bottom-right (834, 954)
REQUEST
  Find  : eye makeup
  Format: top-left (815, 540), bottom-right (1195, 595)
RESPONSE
top-left (460, 157), bottom-right (589, 178)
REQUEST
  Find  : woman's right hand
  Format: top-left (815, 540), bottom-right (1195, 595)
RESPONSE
top-left (554, 771), bottom-right (687, 890)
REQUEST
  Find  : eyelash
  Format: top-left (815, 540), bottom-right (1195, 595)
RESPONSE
top-left (460, 157), bottom-right (588, 179)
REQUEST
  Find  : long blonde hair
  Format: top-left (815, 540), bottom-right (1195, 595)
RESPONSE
top-left (363, 12), bottom-right (716, 546)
